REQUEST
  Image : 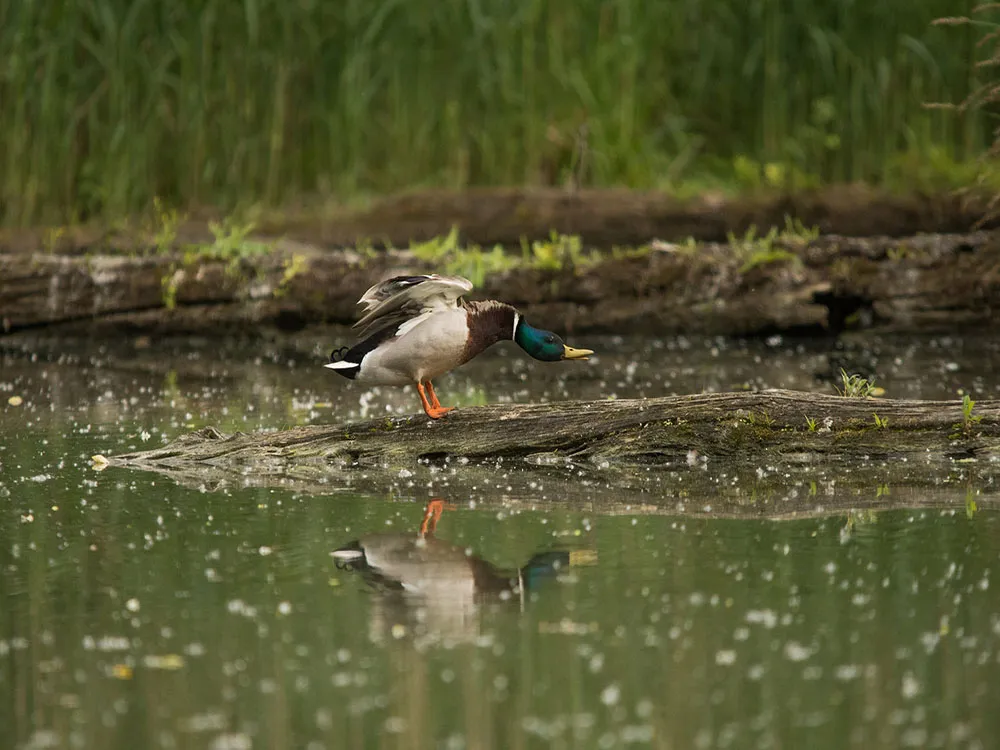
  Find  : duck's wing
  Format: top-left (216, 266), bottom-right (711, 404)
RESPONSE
top-left (353, 274), bottom-right (473, 338)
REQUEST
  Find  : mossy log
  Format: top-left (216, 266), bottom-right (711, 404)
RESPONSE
top-left (109, 390), bottom-right (1000, 499)
top-left (3, 229), bottom-right (999, 337)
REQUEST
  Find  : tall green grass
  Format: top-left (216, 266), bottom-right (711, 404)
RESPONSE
top-left (0, 0), bottom-right (986, 225)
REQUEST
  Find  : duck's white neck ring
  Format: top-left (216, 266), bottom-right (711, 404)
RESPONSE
top-left (511, 312), bottom-right (520, 340)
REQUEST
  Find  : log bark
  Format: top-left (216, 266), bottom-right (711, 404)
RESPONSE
top-left (107, 390), bottom-right (1000, 501)
top-left (2, 230), bottom-right (999, 337)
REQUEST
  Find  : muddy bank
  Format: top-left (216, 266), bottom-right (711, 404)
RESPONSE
top-left (0, 186), bottom-right (992, 255)
top-left (2, 228), bottom-right (998, 337)
top-left (107, 389), bottom-right (1000, 498)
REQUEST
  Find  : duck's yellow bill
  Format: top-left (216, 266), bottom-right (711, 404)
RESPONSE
top-left (562, 345), bottom-right (594, 360)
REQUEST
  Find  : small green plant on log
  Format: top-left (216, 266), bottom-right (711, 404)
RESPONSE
top-left (524, 231), bottom-right (597, 270)
top-left (962, 394), bottom-right (982, 427)
top-left (150, 197), bottom-right (182, 254)
top-left (872, 413), bottom-right (889, 429)
top-left (199, 218), bottom-right (271, 262)
top-left (743, 410), bottom-right (775, 427)
top-left (836, 369), bottom-right (882, 398)
top-left (275, 253), bottom-right (309, 298)
top-left (411, 227), bottom-right (518, 286)
top-left (161, 270), bottom-right (180, 309)
top-left (779, 215), bottom-right (820, 244)
top-left (951, 393), bottom-right (984, 438)
top-left (43, 227), bottom-right (65, 254)
top-left (729, 224), bottom-right (800, 273)
top-left (804, 416), bottom-right (818, 432)
top-left (886, 244), bottom-right (910, 261)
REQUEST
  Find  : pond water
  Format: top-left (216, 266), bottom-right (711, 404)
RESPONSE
top-left (1, 332), bottom-right (999, 750)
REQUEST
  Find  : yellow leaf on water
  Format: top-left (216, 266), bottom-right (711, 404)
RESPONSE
top-left (7, 396), bottom-right (23, 406)
top-left (109, 664), bottom-right (133, 680)
top-left (568, 550), bottom-right (598, 566)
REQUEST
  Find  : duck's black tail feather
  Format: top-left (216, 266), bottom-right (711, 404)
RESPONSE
top-left (324, 345), bottom-right (362, 379)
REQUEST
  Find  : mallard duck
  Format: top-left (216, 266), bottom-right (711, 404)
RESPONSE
top-left (324, 274), bottom-right (593, 418)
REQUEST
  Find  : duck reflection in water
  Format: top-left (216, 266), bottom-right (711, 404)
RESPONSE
top-left (332, 500), bottom-right (595, 641)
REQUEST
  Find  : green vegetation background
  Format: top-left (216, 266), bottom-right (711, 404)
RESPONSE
top-left (0, 0), bottom-right (987, 226)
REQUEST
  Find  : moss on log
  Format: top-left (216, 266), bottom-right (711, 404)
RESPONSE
top-left (109, 390), bottom-right (1000, 499)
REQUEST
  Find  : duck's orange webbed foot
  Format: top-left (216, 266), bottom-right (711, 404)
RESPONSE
top-left (420, 499), bottom-right (448, 537)
top-left (416, 382), bottom-right (454, 419)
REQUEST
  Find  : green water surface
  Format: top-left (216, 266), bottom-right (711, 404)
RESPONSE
top-left (1, 334), bottom-right (999, 749)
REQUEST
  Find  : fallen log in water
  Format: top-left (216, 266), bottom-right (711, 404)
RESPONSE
top-left (2, 229), bottom-right (999, 337)
top-left (108, 390), bottom-right (1000, 497)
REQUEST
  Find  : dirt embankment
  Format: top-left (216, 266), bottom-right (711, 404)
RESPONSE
top-left (1, 187), bottom-right (998, 338)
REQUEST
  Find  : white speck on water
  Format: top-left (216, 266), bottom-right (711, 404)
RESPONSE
top-left (182, 711), bottom-right (228, 732)
top-left (226, 600), bottom-right (257, 618)
top-left (21, 731), bottom-right (58, 749)
top-left (96, 636), bottom-right (131, 652)
top-left (258, 546), bottom-right (273, 556)
top-left (745, 610), bottom-right (778, 629)
top-left (277, 601), bottom-right (292, 615)
top-left (635, 699), bottom-right (654, 719)
top-left (834, 664), bottom-right (861, 681)
top-left (715, 650), bottom-right (737, 665)
top-left (209, 733), bottom-right (251, 750)
top-left (600, 684), bottom-right (621, 706)
top-left (125, 598), bottom-right (140, 612)
top-left (384, 717), bottom-right (408, 734)
top-left (901, 672), bottom-right (921, 699)
top-left (783, 641), bottom-right (813, 662)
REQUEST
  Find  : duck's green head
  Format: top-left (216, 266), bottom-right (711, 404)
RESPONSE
top-left (514, 320), bottom-right (594, 362)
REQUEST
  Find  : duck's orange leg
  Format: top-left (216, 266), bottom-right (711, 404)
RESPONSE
top-left (420, 499), bottom-right (447, 537)
top-left (416, 381), bottom-right (454, 419)
top-left (425, 381), bottom-right (450, 411)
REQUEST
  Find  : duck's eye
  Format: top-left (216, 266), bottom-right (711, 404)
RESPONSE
top-left (545, 335), bottom-right (556, 344)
